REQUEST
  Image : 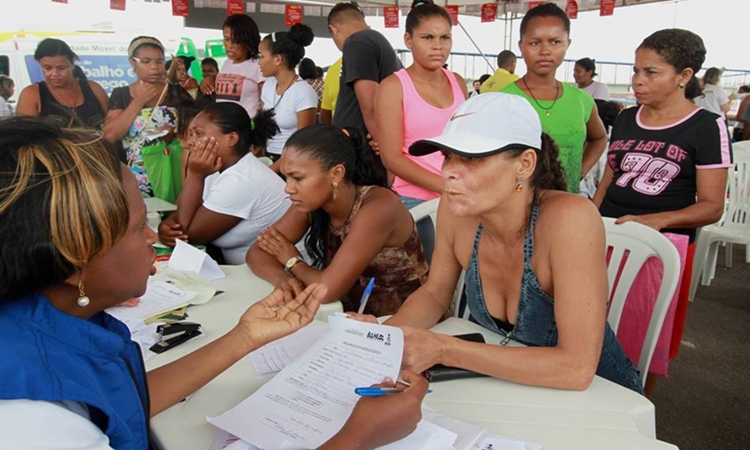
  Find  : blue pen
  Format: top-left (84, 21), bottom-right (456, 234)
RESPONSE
top-left (357, 277), bottom-right (376, 314)
top-left (354, 387), bottom-right (433, 397)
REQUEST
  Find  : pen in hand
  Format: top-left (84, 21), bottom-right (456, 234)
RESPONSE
top-left (354, 387), bottom-right (433, 397)
top-left (357, 277), bottom-right (376, 314)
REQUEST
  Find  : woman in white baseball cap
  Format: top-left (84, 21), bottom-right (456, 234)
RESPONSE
top-left (382, 92), bottom-right (643, 394)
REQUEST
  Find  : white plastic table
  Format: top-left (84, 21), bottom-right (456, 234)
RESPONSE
top-left (147, 265), bottom-right (677, 450)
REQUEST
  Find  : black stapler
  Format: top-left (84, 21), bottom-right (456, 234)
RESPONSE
top-left (149, 322), bottom-right (202, 354)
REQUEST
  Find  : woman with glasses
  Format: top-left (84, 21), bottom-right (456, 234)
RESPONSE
top-left (104, 36), bottom-right (192, 197)
top-left (16, 38), bottom-right (108, 128)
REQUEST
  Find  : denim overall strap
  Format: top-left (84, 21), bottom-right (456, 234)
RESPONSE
top-left (523, 202), bottom-right (540, 266)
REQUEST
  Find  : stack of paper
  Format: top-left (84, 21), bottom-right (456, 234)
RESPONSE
top-left (106, 280), bottom-right (198, 331)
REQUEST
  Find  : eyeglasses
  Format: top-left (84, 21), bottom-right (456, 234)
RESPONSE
top-left (132, 57), bottom-right (166, 67)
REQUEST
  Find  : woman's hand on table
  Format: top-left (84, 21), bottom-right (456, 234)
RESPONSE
top-left (278, 277), bottom-right (305, 305)
top-left (322, 370), bottom-right (428, 450)
top-left (401, 326), bottom-right (448, 373)
top-left (236, 283), bottom-right (326, 350)
top-left (257, 226), bottom-right (300, 265)
top-left (344, 312), bottom-right (379, 324)
top-left (158, 217), bottom-right (188, 247)
top-left (187, 137), bottom-right (222, 178)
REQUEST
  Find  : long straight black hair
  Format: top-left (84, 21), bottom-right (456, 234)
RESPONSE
top-left (284, 125), bottom-right (387, 267)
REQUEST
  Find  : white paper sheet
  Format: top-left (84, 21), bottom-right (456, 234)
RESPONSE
top-left (106, 280), bottom-right (197, 329)
top-left (208, 316), bottom-right (404, 449)
top-left (169, 240), bottom-right (225, 281)
top-left (208, 430), bottom-right (263, 450)
top-left (151, 267), bottom-right (217, 305)
top-left (247, 324), bottom-right (328, 375)
top-left (378, 419), bottom-right (458, 450)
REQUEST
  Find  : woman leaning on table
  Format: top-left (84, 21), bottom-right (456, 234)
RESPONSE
top-left (354, 93), bottom-right (643, 394)
top-left (0, 117), bottom-right (427, 450)
top-left (593, 29), bottom-right (731, 395)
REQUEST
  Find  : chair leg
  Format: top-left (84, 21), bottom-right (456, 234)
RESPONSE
top-left (690, 234), bottom-right (710, 302)
top-left (725, 242), bottom-right (733, 269)
top-left (703, 242), bottom-right (719, 286)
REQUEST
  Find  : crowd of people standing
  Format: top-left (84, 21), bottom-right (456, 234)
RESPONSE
top-left (0, 1), bottom-right (737, 448)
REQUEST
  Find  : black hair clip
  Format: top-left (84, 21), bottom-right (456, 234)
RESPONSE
top-left (149, 322), bottom-right (202, 354)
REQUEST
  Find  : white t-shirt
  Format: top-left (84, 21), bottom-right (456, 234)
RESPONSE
top-left (582, 81), bottom-right (610, 101)
top-left (261, 77), bottom-right (318, 156)
top-left (216, 59), bottom-right (266, 118)
top-left (0, 399), bottom-right (113, 449)
top-left (695, 84), bottom-right (730, 117)
top-left (0, 97), bottom-right (12, 117)
top-left (202, 153), bottom-right (290, 264)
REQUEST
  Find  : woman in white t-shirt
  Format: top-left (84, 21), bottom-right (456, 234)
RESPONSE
top-left (200, 14), bottom-right (265, 118)
top-left (258, 23), bottom-right (318, 169)
top-left (573, 57), bottom-right (610, 101)
top-left (158, 102), bottom-right (290, 264)
top-left (695, 67), bottom-right (730, 118)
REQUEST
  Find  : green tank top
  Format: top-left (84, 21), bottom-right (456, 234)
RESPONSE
top-left (501, 82), bottom-right (594, 193)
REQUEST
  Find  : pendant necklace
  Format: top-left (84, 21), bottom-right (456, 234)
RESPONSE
top-left (521, 76), bottom-right (560, 117)
top-left (48, 79), bottom-right (82, 127)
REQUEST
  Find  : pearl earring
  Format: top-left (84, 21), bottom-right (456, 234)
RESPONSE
top-left (332, 181), bottom-right (339, 200)
top-left (77, 278), bottom-right (90, 308)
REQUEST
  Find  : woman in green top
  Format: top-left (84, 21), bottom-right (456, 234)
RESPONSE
top-left (501, 3), bottom-right (607, 194)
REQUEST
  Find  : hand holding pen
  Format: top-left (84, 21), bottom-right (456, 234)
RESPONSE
top-left (325, 370), bottom-right (429, 449)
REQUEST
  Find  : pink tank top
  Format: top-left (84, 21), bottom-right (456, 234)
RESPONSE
top-left (392, 68), bottom-right (465, 201)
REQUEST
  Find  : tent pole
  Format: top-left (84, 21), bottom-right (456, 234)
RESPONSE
top-left (457, 20), bottom-right (494, 72)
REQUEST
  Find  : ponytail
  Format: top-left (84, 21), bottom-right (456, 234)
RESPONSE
top-left (284, 124), bottom-right (387, 266)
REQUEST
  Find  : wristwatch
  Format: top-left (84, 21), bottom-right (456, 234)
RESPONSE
top-left (284, 256), bottom-right (303, 275)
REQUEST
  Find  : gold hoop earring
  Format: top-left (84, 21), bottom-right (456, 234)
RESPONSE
top-left (332, 181), bottom-right (339, 200)
top-left (515, 176), bottom-right (523, 193)
top-left (77, 277), bottom-right (90, 307)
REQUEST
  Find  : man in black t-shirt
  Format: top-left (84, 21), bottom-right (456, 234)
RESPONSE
top-left (327, 2), bottom-right (402, 140)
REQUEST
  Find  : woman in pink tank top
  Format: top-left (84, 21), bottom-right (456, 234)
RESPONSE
top-left (375, 0), bottom-right (468, 209)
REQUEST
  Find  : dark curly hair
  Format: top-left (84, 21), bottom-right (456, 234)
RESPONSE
top-left (638, 29), bottom-right (706, 100)
top-left (520, 2), bottom-right (570, 38)
top-left (197, 102), bottom-right (279, 157)
top-left (298, 58), bottom-right (318, 80)
top-left (284, 125), bottom-right (387, 267)
top-left (262, 23), bottom-right (315, 70)
top-left (405, 0), bottom-right (452, 34)
top-left (506, 132), bottom-right (567, 195)
top-left (223, 14), bottom-right (261, 60)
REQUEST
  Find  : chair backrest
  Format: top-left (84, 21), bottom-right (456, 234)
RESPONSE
top-left (603, 218), bottom-right (681, 385)
top-left (722, 151), bottom-right (750, 230)
top-left (257, 156), bottom-right (273, 167)
top-left (408, 198), bottom-right (468, 319)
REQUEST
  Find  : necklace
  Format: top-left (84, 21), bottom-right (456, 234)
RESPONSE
top-left (521, 76), bottom-right (560, 117)
top-left (272, 75), bottom-right (299, 110)
top-left (47, 79), bottom-right (82, 127)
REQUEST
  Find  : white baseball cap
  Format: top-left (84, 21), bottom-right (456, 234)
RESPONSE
top-left (409, 93), bottom-right (542, 157)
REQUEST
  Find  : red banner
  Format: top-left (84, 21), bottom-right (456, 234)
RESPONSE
top-left (227, 0), bottom-right (244, 16)
top-left (600, 0), bottom-right (616, 16)
top-left (110, 0), bottom-right (125, 11)
top-left (528, 1), bottom-right (545, 10)
top-left (52, 0), bottom-right (68, 3)
top-left (481, 3), bottom-right (497, 23)
top-left (565, 0), bottom-right (578, 19)
top-left (446, 5), bottom-right (459, 26)
top-left (285, 4), bottom-right (303, 26)
top-left (172, 0), bottom-right (189, 17)
top-left (384, 6), bottom-right (399, 28)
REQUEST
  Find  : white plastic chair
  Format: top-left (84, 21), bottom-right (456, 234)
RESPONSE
top-left (690, 152), bottom-right (750, 301)
top-left (408, 198), bottom-right (468, 319)
top-left (603, 218), bottom-right (681, 386)
top-left (257, 156), bottom-right (273, 167)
